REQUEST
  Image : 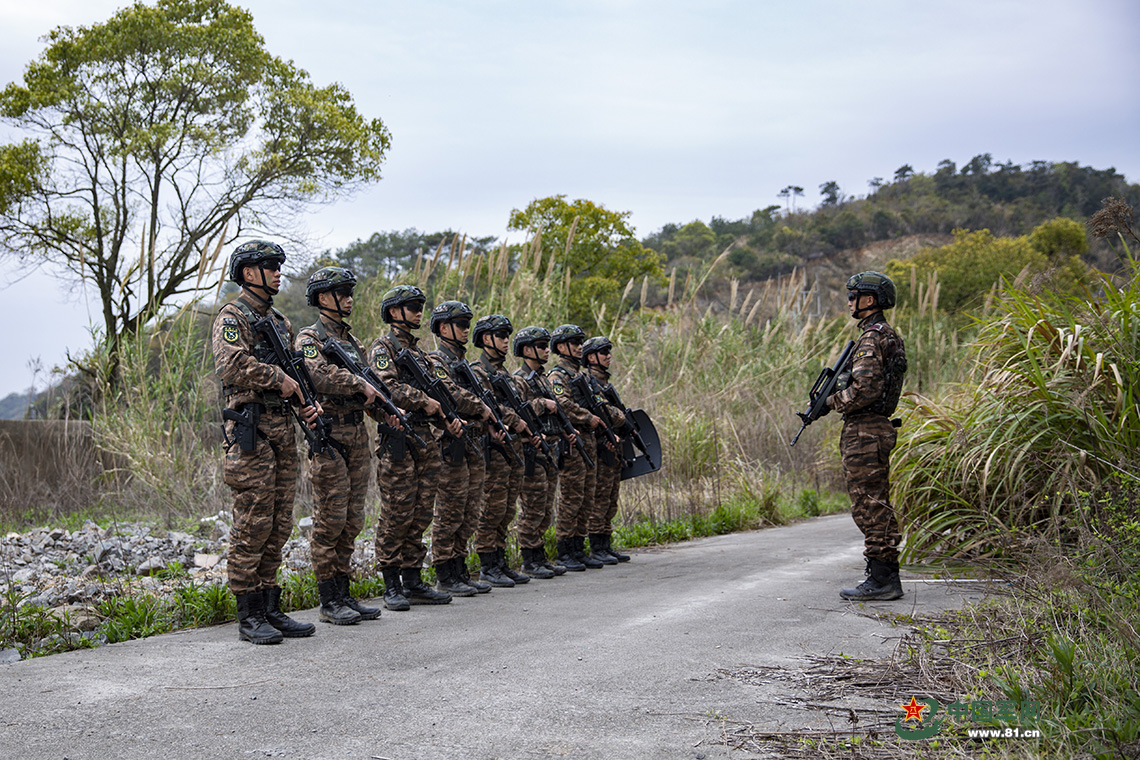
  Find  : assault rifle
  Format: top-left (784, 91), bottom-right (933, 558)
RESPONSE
top-left (790, 339), bottom-right (856, 447)
top-left (451, 361), bottom-right (521, 466)
top-left (320, 338), bottom-right (426, 449)
top-left (490, 374), bottom-right (557, 465)
top-left (599, 383), bottom-right (657, 469)
top-left (251, 316), bottom-right (338, 459)
top-left (570, 373), bottom-right (623, 461)
top-left (524, 370), bottom-right (594, 469)
top-left (395, 349), bottom-right (465, 435)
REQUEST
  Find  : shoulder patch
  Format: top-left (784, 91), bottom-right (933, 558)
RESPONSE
top-left (856, 350), bottom-right (873, 359)
top-left (374, 352), bottom-right (390, 370)
top-left (864, 323), bottom-right (885, 333)
top-left (222, 325), bottom-right (239, 344)
top-left (222, 317), bottom-right (238, 326)
top-left (302, 344), bottom-right (318, 359)
top-left (552, 382), bottom-right (565, 395)
top-left (434, 366), bottom-right (448, 380)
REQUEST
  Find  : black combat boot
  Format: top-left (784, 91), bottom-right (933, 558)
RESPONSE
top-left (588, 533), bottom-right (619, 566)
top-left (840, 559), bottom-right (904, 601)
top-left (574, 536), bottom-right (604, 569)
top-left (402, 567), bottom-right (452, 605)
top-left (235, 591), bottom-right (283, 644)
top-left (263, 587), bottom-right (316, 637)
top-left (602, 533), bottom-right (631, 563)
top-left (540, 545), bottom-right (567, 575)
top-left (478, 551), bottom-right (515, 587)
top-left (498, 548), bottom-right (531, 584)
top-left (457, 556), bottom-right (491, 593)
top-left (336, 575), bottom-right (380, 620)
top-left (556, 538), bottom-right (586, 572)
top-left (318, 578), bottom-right (361, 625)
top-left (435, 559), bottom-right (477, 597)
top-left (521, 547), bottom-right (555, 579)
top-left (382, 567), bottom-right (411, 611)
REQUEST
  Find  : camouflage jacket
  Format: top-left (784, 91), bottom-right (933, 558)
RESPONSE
top-left (367, 327), bottom-right (438, 430)
top-left (426, 341), bottom-right (492, 427)
top-left (585, 365), bottom-right (629, 431)
top-left (828, 312), bottom-right (907, 419)
top-left (469, 351), bottom-right (522, 432)
top-left (211, 292), bottom-right (291, 410)
top-left (295, 315), bottom-right (370, 413)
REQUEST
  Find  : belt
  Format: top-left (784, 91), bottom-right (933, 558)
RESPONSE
top-left (326, 410), bottom-right (364, 426)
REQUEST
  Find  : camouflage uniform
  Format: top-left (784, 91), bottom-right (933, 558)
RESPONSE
top-left (296, 316), bottom-right (372, 582)
top-left (585, 364), bottom-right (628, 536)
top-left (514, 366), bottom-right (562, 550)
top-left (212, 293), bottom-right (299, 595)
top-left (829, 312), bottom-right (907, 564)
top-left (470, 353), bottom-right (524, 555)
top-left (426, 342), bottom-right (490, 565)
top-left (548, 357), bottom-right (598, 543)
top-left (368, 327), bottom-right (442, 571)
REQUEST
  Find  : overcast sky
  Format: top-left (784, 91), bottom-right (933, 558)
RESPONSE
top-left (1, 0), bottom-right (1138, 398)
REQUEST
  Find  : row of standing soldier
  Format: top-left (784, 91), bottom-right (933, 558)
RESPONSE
top-left (211, 240), bottom-right (641, 644)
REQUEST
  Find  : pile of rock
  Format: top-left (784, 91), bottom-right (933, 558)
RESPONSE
top-left (0, 513), bottom-right (389, 661)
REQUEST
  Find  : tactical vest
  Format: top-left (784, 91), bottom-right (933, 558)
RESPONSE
top-left (220, 298), bottom-right (289, 407)
top-left (516, 367), bottom-right (562, 438)
top-left (548, 364), bottom-right (588, 407)
top-left (306, 319), bottom-right (366, 410)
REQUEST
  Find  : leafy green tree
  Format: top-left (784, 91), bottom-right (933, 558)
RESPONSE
top-left (0, 0), bottom-right (390, 378)
top-left (507, 195), bottom-right (663, 329)
top-left (332, 228), bottom-right (496, 280)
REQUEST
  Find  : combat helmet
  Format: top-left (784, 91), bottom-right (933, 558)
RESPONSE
top-left (513, 326), bottom-right (551, 358)
top-left (228, 240), bottom-right (286, 286)
top-left (306, 266), bottom-right (357, 306)
top-left (581, 336), bottom-right (613, 363)
top-left (472, 314), bottom-right (513, 349)
top-left (846, 271), bottom-right (896, 310)
top-left (550, 324), bottom-right (587, 350)
top-left (380, 285), bottom-right (426, 324)
top-left (429, 300), bottom-right (474, 335)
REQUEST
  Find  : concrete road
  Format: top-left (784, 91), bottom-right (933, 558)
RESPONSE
top-left (0, 515), bottom-right (984, 760)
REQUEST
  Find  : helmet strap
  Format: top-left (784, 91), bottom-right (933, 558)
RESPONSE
top-left (318, 291), bottom-right (351, 321)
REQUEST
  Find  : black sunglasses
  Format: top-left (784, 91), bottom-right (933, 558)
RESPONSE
top-left (332, 286), bottom-right (354, 298)
top-left (568, 338), bottom-right (584, 347)
top-left (491, 330), bottom-right (510, 340)
top-left (598, 348), bottom-right (612, 356)
top-left (450, 319), bottom-right (471, 330)
top-left (533, 342), bottom-right (550, 350)
top-left (404, 302), bottom-right (424, 313)
top-left (259, 260), bottom-right (283, 272)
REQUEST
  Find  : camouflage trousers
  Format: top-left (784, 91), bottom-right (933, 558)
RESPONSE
top-left (516, 441), bottom-right (558, 550)
top-left (840, 415), bottom-right (900, 564)
top-left (588, 445), bottom-right (622, 534)
top-left (374, 425), bottom-right (441, 570)
top-left (432, 437), bottom-right (485, 564)
top-left (555, 434), bottom-right (597, 541)
top-left (222, 407), bottom-right (298, 594)
top-left (309, 418), bottom-right (370, 581)
top-left (474, 439), bottom-right (522, 554)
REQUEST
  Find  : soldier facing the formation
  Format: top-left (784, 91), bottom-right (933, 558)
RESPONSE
top-left (211, 240), bottom-right (320, 644)
top-left (826, 271), bottom-right (908, 602)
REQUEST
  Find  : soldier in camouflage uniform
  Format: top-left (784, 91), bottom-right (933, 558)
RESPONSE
top-left (296, 267), bottom-right (383, 625)
top-left (547, 324), bottom-right (607, 571)
top-left (513, 327), bottom-right (575, 573)
top-left (425, 300), bottom-right (499, 597)
top-left (211, 240), bottom-right (320, 644)
top-left (826, 272), bottom-right (908, 601)
top-left (368, 286), bottom-right (461, 610)
top-left (470, 316), bottom-right (555, 582)
top-left (581, 336), bottom-right (632, 564)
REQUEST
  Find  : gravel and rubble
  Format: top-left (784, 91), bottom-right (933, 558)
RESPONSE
top-left (1, 511), bottom-right (381, 659)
